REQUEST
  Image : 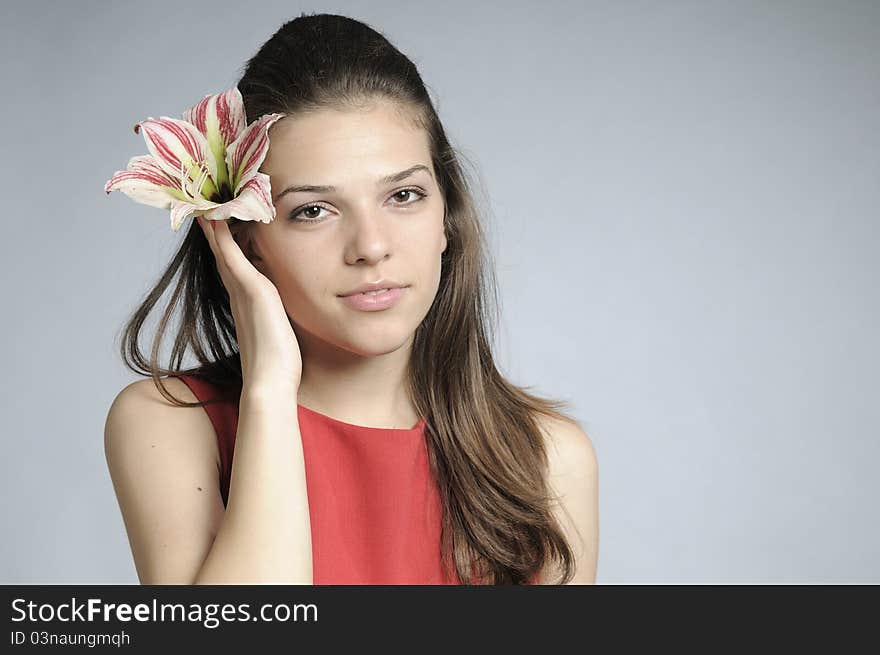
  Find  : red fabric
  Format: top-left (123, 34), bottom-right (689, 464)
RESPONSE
top-left (177, 374), bottom-right (460, 584)
top-left (176, 374), bottom-right (541, 585)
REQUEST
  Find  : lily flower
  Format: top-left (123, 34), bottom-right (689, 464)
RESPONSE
top-left (104, 87), bottom-right (285, 231)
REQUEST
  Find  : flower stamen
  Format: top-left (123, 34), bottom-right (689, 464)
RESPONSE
top-left (179, 159), bottom-right (214, 201)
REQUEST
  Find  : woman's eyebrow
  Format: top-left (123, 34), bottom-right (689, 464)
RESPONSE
top-left (272, 164), bottom-right (432, 202)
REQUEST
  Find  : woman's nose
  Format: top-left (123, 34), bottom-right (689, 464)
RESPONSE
top-left (344, 211), bottom-right (392, 265)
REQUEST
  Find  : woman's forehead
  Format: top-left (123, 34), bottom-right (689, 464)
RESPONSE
top-left (262, 105), bottom-right (432, 185)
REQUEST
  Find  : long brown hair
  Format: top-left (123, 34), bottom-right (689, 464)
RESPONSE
top-left (119, 12), bottom-right (577, 584)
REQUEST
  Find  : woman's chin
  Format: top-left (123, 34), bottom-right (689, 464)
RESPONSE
top-left (341, 330), bottom-right (414, 358)
top-left (291, 313), bottom-right (417, 359)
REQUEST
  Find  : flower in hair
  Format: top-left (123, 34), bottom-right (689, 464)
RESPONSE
top-left (104, 87), bottom-right (284, 231)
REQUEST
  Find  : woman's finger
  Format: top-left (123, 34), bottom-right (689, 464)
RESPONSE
top-left (197, 216), bottom-right (216, 253)
top-left (198, 217), bottom-right (233, 289)
top-left (202, 218), bottom-right (234, 275)
top-left (210, 218), bottom-right (253, 281)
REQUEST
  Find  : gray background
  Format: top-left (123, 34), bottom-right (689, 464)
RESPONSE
top-left (1, 0), bottom-right (877, 583)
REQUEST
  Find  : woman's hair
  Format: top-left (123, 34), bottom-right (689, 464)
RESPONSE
top-left (119, 12), bottom-right (578, 584)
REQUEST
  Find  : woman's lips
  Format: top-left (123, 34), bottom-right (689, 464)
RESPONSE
top-left (338, 286), bottom-right (408, 311)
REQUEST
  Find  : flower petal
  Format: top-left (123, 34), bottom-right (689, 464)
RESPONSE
top-left (135, 116), bottom-right (218, 194)
top-left (201, 172), bottom-right (276, 224)
top-left (182, 87), bottom-right (245, 148)
top-left (225, 113), bottom-right (285, 196)
top-left (182, 88), bottom-right (246, 193)
top-left (104, 155), bottom-right (187, 209)
top-left (168, 198), bottom-right (221, 232)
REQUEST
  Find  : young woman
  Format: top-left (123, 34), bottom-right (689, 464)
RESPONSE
top-left (104, 13), bottom-right (598, 585)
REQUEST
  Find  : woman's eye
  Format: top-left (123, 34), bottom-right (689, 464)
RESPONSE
top-left (294, 205), bottom-right (327, 221)
top-left (289, 187), bottom-right (427, 222)
top-left (391, 188), bottom-right (427, 204)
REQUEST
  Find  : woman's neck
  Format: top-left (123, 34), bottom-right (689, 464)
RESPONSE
top-left (295, 336), bottom-right (419, 429)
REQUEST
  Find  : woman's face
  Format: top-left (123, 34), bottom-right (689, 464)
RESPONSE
top-left (241, 101), bottom-right (447, 358)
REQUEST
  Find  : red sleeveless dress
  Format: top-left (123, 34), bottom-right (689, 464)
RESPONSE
top-left (177, 374), bottom-right (463, 584)
top-left (176, 374), bottom-right (541, 585)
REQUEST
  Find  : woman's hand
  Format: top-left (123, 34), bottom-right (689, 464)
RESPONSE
top-left (197, 216), bottom-right (302, 394)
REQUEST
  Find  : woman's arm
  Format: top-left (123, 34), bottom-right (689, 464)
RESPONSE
top-left (193, 382), bottom-right (312, 584)
top-left (104, 377), bottom-right (313, 584)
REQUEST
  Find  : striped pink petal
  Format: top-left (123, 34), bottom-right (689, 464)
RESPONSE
top-left (104, 155), bottom-right (185, 209)
top-left (182, 88), bottom-right (246, 193)
top-left (182, 87), bottom-right (246, 151)
top-left (135, 116), bottom-right (218, 190)
top-left (168, 197), bottom-right (222, 232)
top-left (225, 113), bottom-right (285, 196)
top-left (201, 172), bottom-right (276, 224)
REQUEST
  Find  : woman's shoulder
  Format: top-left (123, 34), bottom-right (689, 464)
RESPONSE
top-left (534, 412), bottom-right (599, 585)
top-left (535, 413), bottom-right (596, 474)
top-left (104, 376), bottom-right (221, 470)
top-left (110, 375), bottom-right (202, 409)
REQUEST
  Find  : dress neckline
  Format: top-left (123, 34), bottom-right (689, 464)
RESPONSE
top-left (296, 403), bottom-right (426, 432)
